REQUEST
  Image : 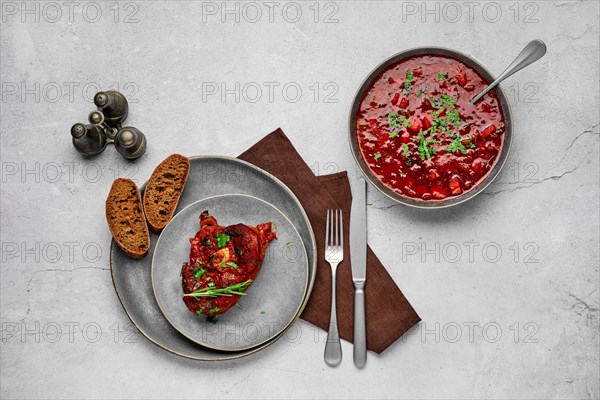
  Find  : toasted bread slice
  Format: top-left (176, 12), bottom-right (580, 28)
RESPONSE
top-left (143, 154), bottom-right (190, 233)
top-left (106, 178), bottom-right (150, 259)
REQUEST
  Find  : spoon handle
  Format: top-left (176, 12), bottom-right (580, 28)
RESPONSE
top-left (471, 39), bottom-right (547, 104)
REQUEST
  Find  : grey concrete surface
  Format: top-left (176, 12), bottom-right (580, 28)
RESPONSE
top-left (1, 1), bottom-right (599, 399)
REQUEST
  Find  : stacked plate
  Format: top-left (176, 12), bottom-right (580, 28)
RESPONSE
top-left (110, 156), bottom-right (316, 360)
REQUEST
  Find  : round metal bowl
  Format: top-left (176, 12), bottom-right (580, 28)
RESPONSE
top-left (348, 47), bottom-right (513, 209)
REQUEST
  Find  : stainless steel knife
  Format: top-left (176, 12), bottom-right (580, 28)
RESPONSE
top-left (350, 178), bottom-right (367, 368)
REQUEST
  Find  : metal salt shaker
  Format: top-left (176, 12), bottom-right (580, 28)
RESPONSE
top-left (70, 123), bottom-right (108, 156)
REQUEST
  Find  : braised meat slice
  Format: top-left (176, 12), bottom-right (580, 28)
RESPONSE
top-left (181, 211), bottom-right (276, 317)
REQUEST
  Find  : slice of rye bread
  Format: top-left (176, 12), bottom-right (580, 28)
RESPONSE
top-left (143, 154), bottom-right (190, 233)
top-left (106, 178), bottom-right (150, 259)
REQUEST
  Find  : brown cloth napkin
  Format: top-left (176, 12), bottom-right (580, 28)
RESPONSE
top-left (239, 128), bottom-right (421, 354)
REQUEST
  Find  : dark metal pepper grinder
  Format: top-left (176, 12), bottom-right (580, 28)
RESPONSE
top-left (115, 127), bottom-right (147, 160)
top-left (94, 91), bottom-right (128, 125)
top-left (70, 90), bottom-right (147, 159)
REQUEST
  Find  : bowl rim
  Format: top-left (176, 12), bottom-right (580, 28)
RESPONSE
top-left (348, 46), bottom-right (513, 209)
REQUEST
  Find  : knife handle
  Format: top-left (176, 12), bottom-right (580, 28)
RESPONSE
top-left (353, 282), bottom-right (367, 368)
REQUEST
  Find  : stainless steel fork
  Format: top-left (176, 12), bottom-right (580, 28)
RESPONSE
top-left (324, 209), bottom-right (343, 367)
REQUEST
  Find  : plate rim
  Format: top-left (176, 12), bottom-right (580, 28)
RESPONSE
top-left (110, 155), bottom-right (317, 361)
top-left (151, 193), bottom-right (309, 352)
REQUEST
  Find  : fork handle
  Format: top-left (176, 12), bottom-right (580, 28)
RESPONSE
top-left (353, 281), bottom-right (367, 368)
top-left (324, 267), bottom-right (342, 367)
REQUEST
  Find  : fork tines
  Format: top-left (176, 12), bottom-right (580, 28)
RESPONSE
top-left (325, 209), bottom-right (343, 259)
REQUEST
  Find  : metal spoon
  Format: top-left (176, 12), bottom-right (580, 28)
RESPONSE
top-left (471, 39), bottom-right (547, 104)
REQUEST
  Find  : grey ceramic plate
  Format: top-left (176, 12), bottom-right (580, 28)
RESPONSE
top-left (110, 156), bottom-right (317, 360)
top-left (152, 194), bottom-right (308, 351)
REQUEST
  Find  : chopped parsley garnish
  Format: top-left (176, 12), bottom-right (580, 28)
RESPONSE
top-left (446, 108), bottom-right (462, 128)
top-left (401, 143), bottom-right (410, 157)
top-left (415, 132), bottom-right (437, 160)
top-left (388, 111), bottom-right (410, 138)
top-left (427, 94), bottom-right (462, 137)
top-left (209, 306), bottom-right (219, 315)
top-left (194, 268), bottom-right (206, 278)
top-left (439, 94), bottom-right (456, 107)
top-left (437, 72), bottom-right (446, 80)
top-left (216, 233), bottom-right (230, 248)
top-left (382, 89), bottom-right (466, 162)
top-left (236, 303), bottom-right (242, 309)
top-left (432, 111), bottom-right (449, 134)
top-left (404, 70), bottom-right (414, 90)
top-left (260, 311), bottom-right (266, 315)
top-left (206, 316), bottom-right (218, 323)
top-left (220, 261), bottom-right (239, 269)
top-left (446, 134), bottom-right (468, 154)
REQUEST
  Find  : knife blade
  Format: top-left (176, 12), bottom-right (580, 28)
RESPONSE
top-left (350, 178), bottom-right (367, 367)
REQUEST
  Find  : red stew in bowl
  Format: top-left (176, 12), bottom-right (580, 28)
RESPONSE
top-left (355, 55), bottom-right (506, 200)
